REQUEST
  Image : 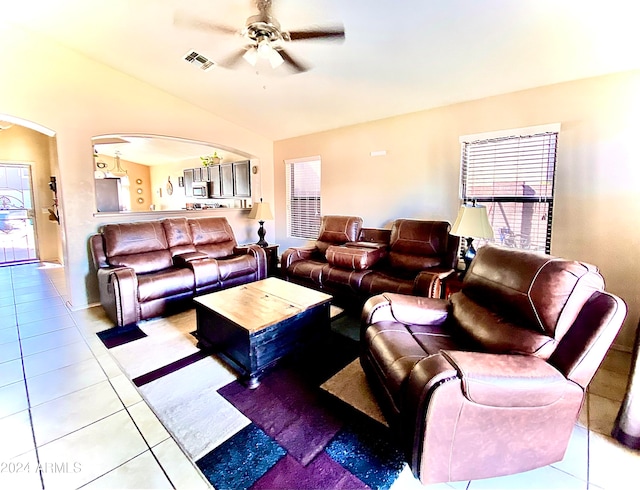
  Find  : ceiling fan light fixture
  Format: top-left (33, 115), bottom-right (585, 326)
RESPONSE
top-left (243, 47), bottom-right (258, 66)
top-left (257, 38), bottom-right (272, 58)
top-left (267, 48), bottom-right (284, 68)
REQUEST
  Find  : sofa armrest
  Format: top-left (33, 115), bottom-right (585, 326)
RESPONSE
top-left (97, 267), bottom-right (140, 328)
top-left (362, 292), bottom-right (450, 327)
top-left (281, 246), bottom-right (317, 269)
top-left (439, 350), bottom-right (572, 408)
top-left (413, 269), bottom-right (455, 298)
top-left (235, 245), bottom-right (268, 279)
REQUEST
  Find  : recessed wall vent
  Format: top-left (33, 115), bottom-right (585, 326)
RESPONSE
top-left (183, 51), bottom-right (215, 71)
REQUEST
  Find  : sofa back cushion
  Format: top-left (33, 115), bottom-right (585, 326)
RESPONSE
top-left (461, 244), bottom-right (605, 342)
top-left (316, 216), bottom-right (363, 255)
top-left (102, 221), bottom-right (172, 274)
top-left (188, 217), bottom-right (237, 258)
top-left (162, 218), bottom-right (196, 256)
top-left (451, 292), bottom-right (557, 359)
top-left (388, 220), bottom-right (450, 271)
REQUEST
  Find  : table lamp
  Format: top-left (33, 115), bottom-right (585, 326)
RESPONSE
top-left (451, 202), bottom-right (494, 275)
top-left (248, 198), bottom-right (274, 247)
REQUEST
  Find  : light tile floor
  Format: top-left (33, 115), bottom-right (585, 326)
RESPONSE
top-left (0, 262), bottom-right (210, 489)
top-left (0, 261), bottom-right (638, 489)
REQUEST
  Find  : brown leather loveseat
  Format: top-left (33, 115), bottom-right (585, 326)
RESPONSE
top-left (281, 215), bottom-right (459, 303)
top-left (361, 244), bottom-right (627, 485)
top-left (90, 216), bottom-right (267, 328)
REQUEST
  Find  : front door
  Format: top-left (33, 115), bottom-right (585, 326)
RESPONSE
top-left (0, 163), bottom-right (38, 265)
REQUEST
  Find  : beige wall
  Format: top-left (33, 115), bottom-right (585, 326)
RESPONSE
top-left (0, 22), bottom-right (274, 308)
top-left (0, 125), bottom-right (61, 262)
top-left (274, 70), bottom-right (640, 350)
top-left (2, 21), bottom-right (638, 350)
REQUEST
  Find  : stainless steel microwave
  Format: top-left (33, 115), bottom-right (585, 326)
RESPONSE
top-left (192, 183), bottom-right (207, 197)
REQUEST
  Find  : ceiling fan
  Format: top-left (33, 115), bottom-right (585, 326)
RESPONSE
top-left (175, 0), bottom-right (345, 73)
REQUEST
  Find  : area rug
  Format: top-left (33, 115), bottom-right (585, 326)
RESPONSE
top-left (199, 352), bottom-right (407, 490)
top-left (320, 359), bottom-right (388, 427)
top-left (96, 323), bottom-right (146, 348)
top-left (97, 306), bottom-right (420, 489)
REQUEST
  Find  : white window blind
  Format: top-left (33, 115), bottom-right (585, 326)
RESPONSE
top-left (285, 158), bottom-right (321, 239)
top-left (460, 130), bottom-right (558, 253)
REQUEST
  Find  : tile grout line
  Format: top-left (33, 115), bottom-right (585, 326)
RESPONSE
top-left (12, 266), bottom-right (46, 490)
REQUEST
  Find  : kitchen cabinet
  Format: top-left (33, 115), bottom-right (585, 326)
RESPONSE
top-left (233, 161), bottom-right (251, 198)
top-left (220, 163), bottom-right (234, 198)
top-left (209, 165), bottom-right (222, 197)
top-left (183, 169), bottom-right (194, 197)
top-left (183, 161), bottom-right (251, 198)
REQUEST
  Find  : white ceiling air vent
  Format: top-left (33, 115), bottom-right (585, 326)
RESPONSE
top-left (183, 51), bottom-right (215, 71)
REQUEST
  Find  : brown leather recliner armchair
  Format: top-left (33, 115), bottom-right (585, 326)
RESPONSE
top-left (360, 244), bottom-right (627, 485)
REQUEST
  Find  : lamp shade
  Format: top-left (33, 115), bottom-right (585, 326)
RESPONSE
top-left (451, 204), bottom-right (494, 239)
top-left (248, 200), bottom-right (273, 221)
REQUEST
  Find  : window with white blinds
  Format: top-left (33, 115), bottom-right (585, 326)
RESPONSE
top-left (460, 128), bottom-right (559, 253)
top-left (285, 157), bottom-right (321, 239)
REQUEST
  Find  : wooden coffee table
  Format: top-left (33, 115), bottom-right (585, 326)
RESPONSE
top-left (194, 278), bottom-right (332, 388)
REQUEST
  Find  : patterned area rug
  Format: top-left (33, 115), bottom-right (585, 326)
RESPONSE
top-left (98, 307), bottom-right (421, 490)
top-left (198, 338), bottom-right (407, 490)
top-left (96, 323), bottom-right (147, 348)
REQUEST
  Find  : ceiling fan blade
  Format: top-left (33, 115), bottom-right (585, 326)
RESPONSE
top-left (286, 27), bottom-right (345, 42)
top-left (173, 12), bottom-right (238, 36)
top-left (275, 48), bottom-right (309, 73)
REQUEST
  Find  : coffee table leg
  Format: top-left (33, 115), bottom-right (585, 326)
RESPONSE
top-left (246, 374), bottom-right (260, 390)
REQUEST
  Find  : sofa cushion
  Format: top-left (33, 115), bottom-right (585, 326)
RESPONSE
top-left (388, 220), bottom-right (450, 271)
top-left (361, 272), bottom-right (416, 296)
top-left (451, 292), bottom-right (557, 359)
top-left (316, 216), bottom-right (363, 255)
top-left (464, 244), bottom-right (605, 340)
top-left (103, 221), bottom-right (169, 256)
top-left (322, 264), bottom-right (372, 291)
top-left (102, 222), bottom-right (173, 274)
top-left (162, 218), bottom-right (196, 256)
top-left (189, 217), bottom-right (237, 258)
top-left (288, 260), bottom-right (325, 287)
top-left (137, 267), bottom-right (195, 302)
top-left (109, 250), bottom-right (174, 275)
top-left (390, 220), bottom-right (450, 256)
top-left (388, 252), bottom-right (441, 272)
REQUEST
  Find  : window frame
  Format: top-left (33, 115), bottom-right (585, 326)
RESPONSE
top-left (285, 156), bottom-right (322, 240)
top-left (459, 124), bottom-right (560, 254)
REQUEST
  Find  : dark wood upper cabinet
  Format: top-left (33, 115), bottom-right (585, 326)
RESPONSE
top-left (220, 163), bottom-right (234, 198)
top-left (183, 168), bottom-right (194, 197)
top-left (184, 161), bottom-right (251, 199)
top-left (233, 161), bottom-right (251, 198)
top-left (208, 165), bottom-right (222, 197)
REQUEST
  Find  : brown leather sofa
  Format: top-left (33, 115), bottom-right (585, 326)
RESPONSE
top-left (281, 216), bottom-right (460, 303)
top-left (360, 244), bottom-right (627, 485)
top-left (90, 216), bottom-right (267, 328)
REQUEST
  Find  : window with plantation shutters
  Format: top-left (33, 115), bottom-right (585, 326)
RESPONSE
top-left (285, 157), bottom-right (321, 239)
top-left (460, 124), bottom-right (560, 253)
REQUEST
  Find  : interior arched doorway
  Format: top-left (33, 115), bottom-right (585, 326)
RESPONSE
top-left (0, 114), bottom-right (63, 266)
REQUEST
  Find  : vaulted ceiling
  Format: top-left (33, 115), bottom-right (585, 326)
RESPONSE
top-left (4, 0), bottom-right (640, 141)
